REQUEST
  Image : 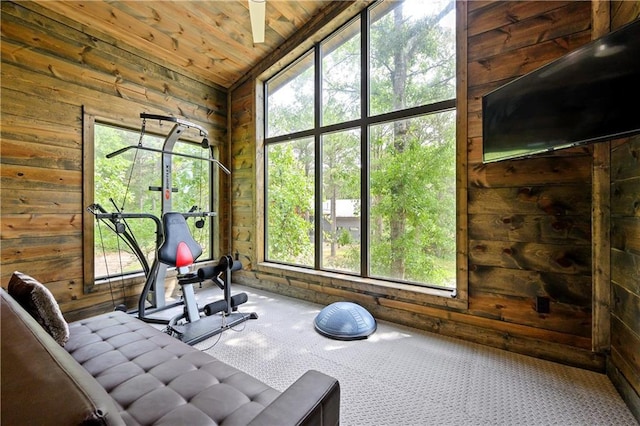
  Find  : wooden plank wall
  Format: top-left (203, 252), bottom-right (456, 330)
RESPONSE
top-left (229, 1), bottom-right (615, 371)
top-left (605, 2), bottom-right (640, 420)
top-left (610, 135), bottom-right (640, 419)
top-left (0, 1), bottom-right (227, 320)
top-left (467, 0), bottom-right (595, 344)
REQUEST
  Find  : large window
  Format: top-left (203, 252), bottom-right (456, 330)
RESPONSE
top-left (92, 123), bottom-right (212, 280)
top-left (264, 0), bottom-right (457, 289)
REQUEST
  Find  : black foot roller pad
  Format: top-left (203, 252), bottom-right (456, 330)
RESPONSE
top-left (170, 312), bottom-right (254, 345)
top-left (314, 301), bottom-right (376, 340)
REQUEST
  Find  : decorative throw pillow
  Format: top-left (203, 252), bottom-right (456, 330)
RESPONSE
top-left (8, 271), bottom-right (70, 346)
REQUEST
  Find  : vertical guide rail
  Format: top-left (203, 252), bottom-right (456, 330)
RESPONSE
top-left (145, 121), bottom-right (186, 310)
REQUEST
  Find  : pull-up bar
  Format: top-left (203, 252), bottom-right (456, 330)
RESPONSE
top-left (139, 113), bottom-right (209, 135)
top-left (106, 145), bottom-right (231, 175)
top-left (105, 113), bottom-right (231, 175)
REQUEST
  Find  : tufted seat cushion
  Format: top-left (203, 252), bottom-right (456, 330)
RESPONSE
top-left (66, 312), bottom-right (281, 426)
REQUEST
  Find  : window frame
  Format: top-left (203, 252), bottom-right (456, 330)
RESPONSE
top-left (256, 0), bottom-right (468, 308)
top-left (82, 109), bottom-right (218, 293)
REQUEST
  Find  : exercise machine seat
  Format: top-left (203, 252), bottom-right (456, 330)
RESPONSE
top-left (158, 213), bottom-right (202, 269)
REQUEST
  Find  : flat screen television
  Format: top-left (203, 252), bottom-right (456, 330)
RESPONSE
top-left (482, 18), bottom-right (640, 163)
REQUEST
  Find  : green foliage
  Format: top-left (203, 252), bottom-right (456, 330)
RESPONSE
top-left (368, 112), bottom-right (456, 285)
top-left (265, 0), bottom-right (457, 288)
top-left (93, 124), bottom-right (212, 277)
top-left (267, 53), bottom-right (315, 137)
top-left (322, 20), bottom-right (361, 126)
top-left (266, 142), bottom-right (314, 265)
top-left (337, 228), bottom-right (352, 247)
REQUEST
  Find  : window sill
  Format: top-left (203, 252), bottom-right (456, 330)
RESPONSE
top-left (253, 262), bottom-right (467, 310)
top-left (92, 272), bottom-right (148, 291)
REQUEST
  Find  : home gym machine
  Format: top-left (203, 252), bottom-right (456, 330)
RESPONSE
top-left (88, 113), bottom-right (256, 345)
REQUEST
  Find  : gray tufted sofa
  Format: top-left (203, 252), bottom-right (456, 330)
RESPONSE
top-left (1, 288), bottom-right (340, 425)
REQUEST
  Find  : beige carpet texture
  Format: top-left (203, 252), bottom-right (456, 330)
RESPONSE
top-left (194, 285), bottom-right (638, 426)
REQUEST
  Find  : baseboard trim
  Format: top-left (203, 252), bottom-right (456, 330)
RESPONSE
top-left (607, 356), bottom-right (640, 423)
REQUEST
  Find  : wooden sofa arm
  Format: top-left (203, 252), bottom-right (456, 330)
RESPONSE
top-left (248, 370), bottom-right (340, 426)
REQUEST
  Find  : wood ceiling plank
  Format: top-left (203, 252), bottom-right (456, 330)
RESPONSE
top-left (115, 1), bottom-right (256, 70)
top-left (267, 1), bottom-right (328, 40)
top-left (25, 0), bottom-right (350, 89)
top-left (187, 2), bottom-right (271, 58)
top-left (32, 1), bottom-right (234, 86)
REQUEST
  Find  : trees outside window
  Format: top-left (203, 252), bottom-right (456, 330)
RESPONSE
top-left (264, 0), bottom-right (456, 289)
top-left (266, 138), bottom-right (315, 266)
top-left (93, 124), bottom-right (212, 279)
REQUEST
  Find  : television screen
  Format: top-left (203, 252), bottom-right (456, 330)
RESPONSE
top-left (482, 19), bottom-right (640, 163)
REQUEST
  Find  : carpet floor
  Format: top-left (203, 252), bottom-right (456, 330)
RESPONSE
top-left (194, 285), bottom-right (638, 426)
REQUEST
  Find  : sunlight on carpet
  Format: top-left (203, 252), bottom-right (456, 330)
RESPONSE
top-left (195, 285), bottom-right (637, 426)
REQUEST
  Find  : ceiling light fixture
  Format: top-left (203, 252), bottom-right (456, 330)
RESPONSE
top-left (248, 0), bottom-right (266, 44)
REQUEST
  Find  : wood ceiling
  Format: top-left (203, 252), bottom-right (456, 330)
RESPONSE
top-left (30, 0), bottom-right (339, 89)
